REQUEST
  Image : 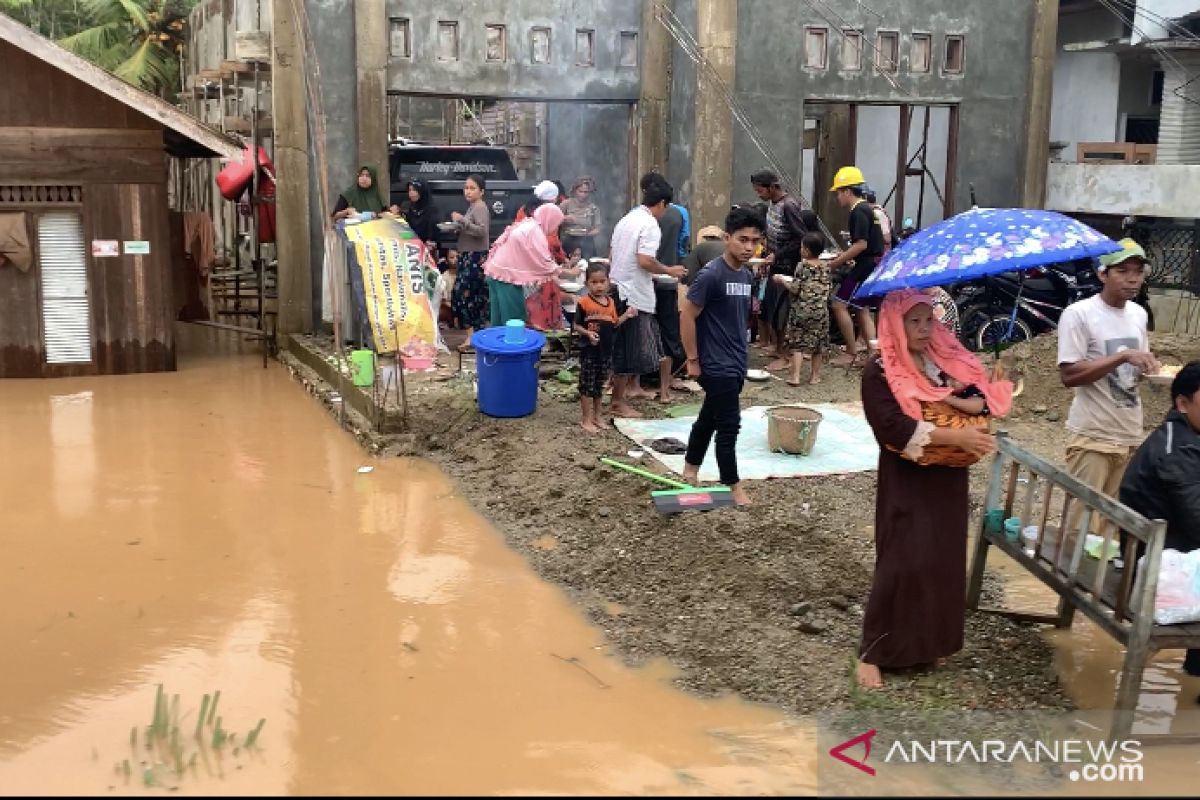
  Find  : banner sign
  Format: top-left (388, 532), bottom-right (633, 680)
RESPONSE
top-left (342, 218), bottom-right (438, 355)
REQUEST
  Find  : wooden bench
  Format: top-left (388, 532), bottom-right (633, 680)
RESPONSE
top-left (965, 433), bottom-right (1200, 744)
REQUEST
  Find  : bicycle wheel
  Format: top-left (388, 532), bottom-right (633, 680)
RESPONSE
top-left (975, 314), bottom-right (1034, 352)
top-left (957, 304), bottom-right (990, 351)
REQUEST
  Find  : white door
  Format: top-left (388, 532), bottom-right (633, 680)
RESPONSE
top-left (38, 211), bottom-right (92, 364)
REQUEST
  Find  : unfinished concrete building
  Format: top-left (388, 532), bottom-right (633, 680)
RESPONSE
top-left (186, 0), bottom-right (1057, 334)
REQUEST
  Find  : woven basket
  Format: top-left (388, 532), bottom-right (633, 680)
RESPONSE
top-left (766, 406), bottom-right (824, 456)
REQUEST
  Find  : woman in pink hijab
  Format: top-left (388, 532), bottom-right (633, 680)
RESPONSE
top-left (856, 288), bottom-right (1013, 689)
top-left (484, 203), bottom-right (568, 329)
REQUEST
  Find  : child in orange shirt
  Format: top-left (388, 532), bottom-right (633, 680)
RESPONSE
top-left (574, 263), bottom-right (636, 432)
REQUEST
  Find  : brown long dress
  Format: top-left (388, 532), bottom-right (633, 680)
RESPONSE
top-left (859, 358), bottom-right (970, 669)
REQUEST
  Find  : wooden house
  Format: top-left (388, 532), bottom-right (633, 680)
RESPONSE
top-left (0, 13), bottom-right (239, 378)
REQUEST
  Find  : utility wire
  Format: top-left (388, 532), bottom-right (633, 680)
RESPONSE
top-left (1095, 0), bottom-right (1200, 105)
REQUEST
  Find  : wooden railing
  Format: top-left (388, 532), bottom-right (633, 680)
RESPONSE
top-left (965, 433), bottom-right (1200, 743)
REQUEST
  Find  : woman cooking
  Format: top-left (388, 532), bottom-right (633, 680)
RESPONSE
top-left (856, 288), bottom-right (1012, 689)
top-left (559, 176), bottom-right (601, 260)
top-left (448, 174), bottom-right (491, 351)
top-left (331, 166), bottom-right (386, 221)
top-left (483, 203), bottom-right (571, 330)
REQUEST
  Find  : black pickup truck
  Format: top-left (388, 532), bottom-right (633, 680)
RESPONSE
top-left (388, 140), bottom-right (536, 249)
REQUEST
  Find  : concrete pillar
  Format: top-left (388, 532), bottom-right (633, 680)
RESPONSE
top-left (815, 105), bottom-right (854, 229)
top-left (689, 0), bottom-right (736, 232)
top-left (355, 0), bottom-right (390, 200)
top-left (1021, 0), bottom-right (1059, 209)
top-left (637, 0), bottom-right (671, 190)
top-left (272, 0), bottom-right (313, 334)
top-left (1155, 50), bottom-right (1200, 165)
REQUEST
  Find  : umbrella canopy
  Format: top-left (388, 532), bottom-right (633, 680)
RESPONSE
top-left (853, 208), bottom-right (1121, 300)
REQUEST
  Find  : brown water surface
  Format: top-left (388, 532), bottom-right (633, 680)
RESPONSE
top-left (0, 328), bottom-right (814, 795)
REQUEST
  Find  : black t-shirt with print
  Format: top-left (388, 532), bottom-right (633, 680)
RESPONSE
top-left (847, 200), bottom-right (885, 281)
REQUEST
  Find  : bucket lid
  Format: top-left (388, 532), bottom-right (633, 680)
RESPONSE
top-left (472, 326), bottom-right (546, 355)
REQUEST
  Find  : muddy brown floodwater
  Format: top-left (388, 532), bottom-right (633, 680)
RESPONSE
top-left (0, 328), bottom-right (817, 795)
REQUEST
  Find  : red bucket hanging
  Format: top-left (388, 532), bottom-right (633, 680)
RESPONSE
top-left (216, 144), bottom-right (274, 201)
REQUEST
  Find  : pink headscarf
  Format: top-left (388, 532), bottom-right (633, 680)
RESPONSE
top-left (483, 204), bottom-right (565, 286)
top-left (878, 289), bottom-right (1013, 420)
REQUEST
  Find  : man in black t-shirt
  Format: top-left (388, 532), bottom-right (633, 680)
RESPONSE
top-left (825, 166), bottom-right (882, 366)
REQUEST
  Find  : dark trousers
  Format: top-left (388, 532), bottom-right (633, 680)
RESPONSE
top-left (1187, 647), bottom-right (1200, 676)
top-left (655, 283), bottom-right (684, 372)
top-left (685, 375), bottom-right (744, 486)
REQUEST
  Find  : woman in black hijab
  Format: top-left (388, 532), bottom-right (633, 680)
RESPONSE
top-left (402, 180), bottom-right (437, 244)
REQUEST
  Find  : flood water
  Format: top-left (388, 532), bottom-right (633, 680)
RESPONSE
top-left (1, 326), bottom-right (1196, 796)
top-left (0, 328), bottom-right (815, 795)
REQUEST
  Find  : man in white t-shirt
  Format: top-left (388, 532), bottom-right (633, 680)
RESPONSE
top-left (608, 173), bottom-right (687, 417)
top-left (1057, 238), bottom-right (1160, 532)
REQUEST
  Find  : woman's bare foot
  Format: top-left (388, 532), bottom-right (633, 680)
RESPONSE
top-left (808, 375), bottom-right (822, 385)
top-left (856, 662), bottom-right (884, 689)
top-left (681, 465), bottom-right (700, 485)
top-left (610, 403), bottom-right (641, 418)
top-left (765, 358), bottom-right (790, 372)
top-left (658, 390), bottom-right (673, 404)
top-left (581, 420), bottom-right (601, 433)
top-left (730, 484), bottom-right (751, 506)
top-left (627, 386), bottom-right (654, 400)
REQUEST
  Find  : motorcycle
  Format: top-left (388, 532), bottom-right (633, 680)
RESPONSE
top-left (953, 258), bottom-right (1155, 352)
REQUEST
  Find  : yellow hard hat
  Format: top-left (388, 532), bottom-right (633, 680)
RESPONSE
top-left (830, 166), bottom-right (866, 192)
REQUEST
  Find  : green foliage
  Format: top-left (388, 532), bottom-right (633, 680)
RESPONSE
top-left (4, 0), bottom-right (196, 96)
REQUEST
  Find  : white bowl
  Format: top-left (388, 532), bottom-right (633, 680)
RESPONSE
top-left (746, 369), bottom-right (771, 382)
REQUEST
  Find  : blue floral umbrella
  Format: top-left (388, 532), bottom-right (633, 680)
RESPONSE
top-left (853, 208), bottom-right (1121, 300)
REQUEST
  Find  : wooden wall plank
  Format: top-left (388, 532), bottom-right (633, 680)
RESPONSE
top-left (0, 128), bottom-right (164, 151)
top-left (0, 42), bottom-right (157, 129)
top-left (83, 183), bottom-right (175, 374)
top-left (0, 213), bottom-right (42, 377)
top-left (0, 153), bottom-right (168, 184)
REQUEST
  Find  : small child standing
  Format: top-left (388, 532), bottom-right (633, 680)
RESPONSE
top-left (436, 248), bottom-right (459, 328)
top-left (777, 231), bottom-right (831, 386)
top-left (575, 263), bottom-right (636, 432)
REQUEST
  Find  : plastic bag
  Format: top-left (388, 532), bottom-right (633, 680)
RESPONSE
top-left (1140, 549), bottom-right (1200, 625)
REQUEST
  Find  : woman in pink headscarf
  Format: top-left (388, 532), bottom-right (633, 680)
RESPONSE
top-left (856, 288), bottom-right (1013, 689)
top-left (484, 203), bottom-right (569, 329)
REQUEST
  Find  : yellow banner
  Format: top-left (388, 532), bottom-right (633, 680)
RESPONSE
top-left (343, 218), bottom-right (437, 355)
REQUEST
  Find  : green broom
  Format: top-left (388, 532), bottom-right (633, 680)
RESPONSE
top-left (599, 457), bottom-right (735, 513)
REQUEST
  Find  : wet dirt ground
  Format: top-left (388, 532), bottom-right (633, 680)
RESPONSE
top-left (0, 327), bottom-right (820, 795)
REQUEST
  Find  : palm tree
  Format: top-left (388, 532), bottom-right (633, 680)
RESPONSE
top-left (57, 0), bottom-right (189, 95)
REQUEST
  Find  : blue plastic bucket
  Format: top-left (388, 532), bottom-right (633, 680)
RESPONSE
top-left (471, 326), bottom-right (546, 418)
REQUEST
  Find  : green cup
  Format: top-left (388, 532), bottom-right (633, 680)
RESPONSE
top-left (984, 508), bottom-right (1005, 535)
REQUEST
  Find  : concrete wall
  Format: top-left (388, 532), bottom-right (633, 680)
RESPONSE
top-left (544, 103), bottom-right (633, 252)
top-left (689, 0), bottom-right (1035, 228)
top-left (1046, 162), bottom-right (1200, 216)
top-left (385, 0), bottom-right (642, 101)
top-left (855, 105), bottom-right (950, 226)
top-left (1117, 54), bottom-right (1161, 135)
top-left (1050, 8), bottom-right (1123, 157)
top-left (1133, 0), bottom-right (1200, 42)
